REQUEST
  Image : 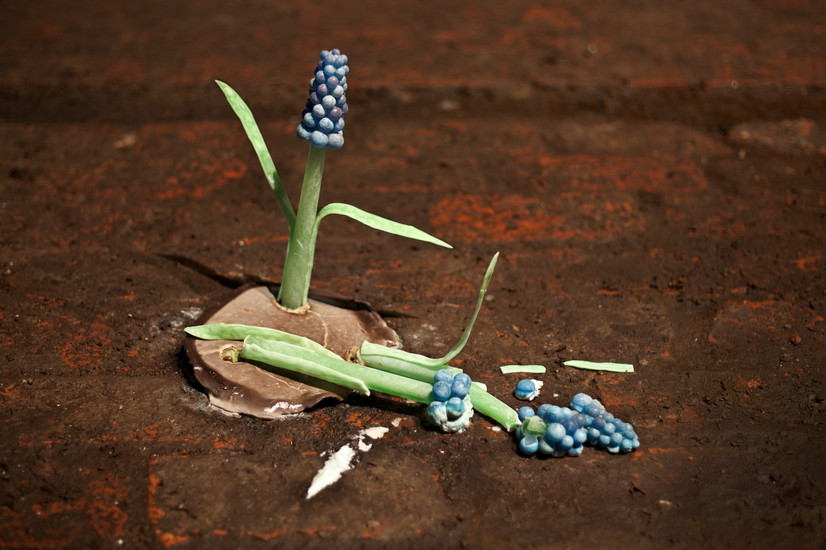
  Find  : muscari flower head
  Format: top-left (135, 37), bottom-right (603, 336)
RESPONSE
top-left (296, 49), bottom-right (349, 150)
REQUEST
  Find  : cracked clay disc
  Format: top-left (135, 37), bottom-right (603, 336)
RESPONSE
top-left (184, 284), bottom-right (401, 419)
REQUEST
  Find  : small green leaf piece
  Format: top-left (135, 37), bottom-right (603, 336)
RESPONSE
top-left (499, 365), bottom-right (546, 374)
top-left (563, 360), bottom-right (634, 373)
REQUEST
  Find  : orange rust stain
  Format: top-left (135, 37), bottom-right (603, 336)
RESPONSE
top-left (597, 289), bottom-right (622, 296)
top-left (157, 532), bottom-right (190, 547)
top-left (212, 437), bottom-right (241, 450)
top-left (213, 529), bottom-right (228, 536)
top-left (86, 474), bottom-right (130, 539)
top-left (441, 119), bottom-right (468, 133)
top-left (245, 528), bottom-right (288, 541)
top-left (792, 254), bottom-right (821, 272)
top-left (521, 6), bottom-right (582, 29)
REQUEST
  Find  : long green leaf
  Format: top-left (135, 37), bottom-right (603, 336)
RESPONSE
top-left (216, 80), bottom-right (296, 231)
top-left (184, 323), bottom-right (340, 360)
top-left (315, 203), bottom-right (452, 249)
top-left (360, 253), bottom-right (498, 369)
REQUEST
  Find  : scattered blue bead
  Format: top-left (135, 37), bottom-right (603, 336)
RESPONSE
top-left (514, 379), bottom-right (537, 400)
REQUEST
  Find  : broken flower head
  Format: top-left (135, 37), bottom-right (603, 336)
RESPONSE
top-left (296, 49), bottom-right (349, 150)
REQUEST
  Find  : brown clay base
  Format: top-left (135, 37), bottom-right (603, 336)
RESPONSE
top-left (183, 284), bottom-right (401, 419)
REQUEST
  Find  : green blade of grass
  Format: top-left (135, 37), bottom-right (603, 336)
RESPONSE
top-left (216, 80), bottom-right (296, 231)
top-left (359, 253), bottom-right (499, 370)
top-left (315, 203), bottom-right (452, 249)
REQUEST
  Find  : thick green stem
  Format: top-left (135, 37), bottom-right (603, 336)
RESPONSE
top-left (243, 336), bottom-right (435, 403)
top-left (278, 145), bottom-right (327, 310)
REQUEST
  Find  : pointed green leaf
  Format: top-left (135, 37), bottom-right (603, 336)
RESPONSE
top-left (216, 80), bottom-right (296, 230)
top-left (315, 203), bottom-right (452, 249)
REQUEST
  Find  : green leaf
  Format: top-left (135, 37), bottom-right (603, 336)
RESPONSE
top-left (359, 253), bottom-right (499, 370)
top-left (216, 80), bottom-right (296, 231)
top-left (563, 360), bottom-right (634, 373)
top-left (184, 323), bottom-right (340, 360)
top-left (315, 203), bottom-right (452, 249)
top-left (500, 364), bottom-right (546, 374)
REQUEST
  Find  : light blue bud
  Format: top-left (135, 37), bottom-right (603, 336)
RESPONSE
top-left (519, 436), bottom-right (539, 455)
top-left (323, 64), bottom-right (336, 77)
top-left (318, 117), bottom-right (334, 133)
top-left (312, 104), bottom-right (326, 118)
top-left (309, 131), bottom-right (328, 148)
top-left (545, 423), bottom-right (566, 443)
top-left (321, 95), bottom-right (336, 109)
top-left (446, 397), bottom-right (465, 419)
top-left (296, 124), bottom-right (311, 140)
top-left (433, 381), bottom-right (452, 401)
top-left (302, 112), bottom-right (316, 128)
top-left (327, 133), bottom-right (344, 150)
top-left (434, 369), bottom-right (453, 384)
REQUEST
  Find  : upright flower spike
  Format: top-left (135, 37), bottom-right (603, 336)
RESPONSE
top-left (296, 49), bottom-right (349, 150)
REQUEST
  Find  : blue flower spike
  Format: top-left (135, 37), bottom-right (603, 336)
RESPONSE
top-left (427, 369), bottom-right (474, 433)
top-left (297, 49), bottom-right (349, 150)
top-left (513, 393), bottom-right (640, 458)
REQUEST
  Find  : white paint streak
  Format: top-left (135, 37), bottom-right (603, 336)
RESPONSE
top-left (305, 426), bottom-right (391, 499)
top-left (306, 444), bottom-right (356, 500)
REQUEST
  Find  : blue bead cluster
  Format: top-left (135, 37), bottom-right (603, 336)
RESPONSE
top-left (515, 393), bottom-right (639, 457)
top-left (427, 370), bottom-right (473, 432)
top-left (296, 49), bottom-right (349, 150)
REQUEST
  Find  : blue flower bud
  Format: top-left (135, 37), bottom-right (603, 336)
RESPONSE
top-left (434, 369), bottom-right (453, 384)
top-left (296, 124), bottom-right (311, 140)
top-left (433, 380), bottom-right (452, 401)
top-left (446, 397), bottom-right (465, 419)
top-left (309, 131), bottom-right (328, 148)
top-left (318, 117), bottom-right (334, 133)
top-left (327, 134), bottom-right (344, 150)
top-left (519, 436), bottom-right (539, 455)
top-left (302, 112), bottom-right (316, 128)
top-left (517, 406), bottom-right (534, 422)
top-left (321, 95), bottom-right (336, 109)
top-left (545, 423), bottom-right (566, 443)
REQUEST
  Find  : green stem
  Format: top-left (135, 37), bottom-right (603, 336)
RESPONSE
top-left (243, 336), bottom-right (434, 403)
top-left (278, 145), bottom-right (327, 310)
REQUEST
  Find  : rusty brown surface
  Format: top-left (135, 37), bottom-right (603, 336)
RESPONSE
top-left (1, 1), bottom-right (825, 548)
